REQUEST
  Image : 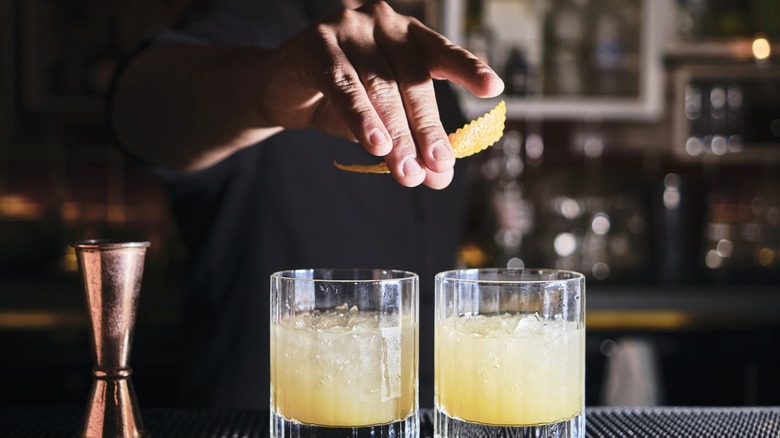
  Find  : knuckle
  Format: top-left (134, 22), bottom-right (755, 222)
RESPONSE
top-left (383, 113), bottom-right (410, 137)
top-left (327, 64), bottom-right (358, 92)
top-left (328, 7), bottom-right (357, 26)
top-left (409, 111), bottom-right (441, 133)
top-left (336, 8), bottom-right (365, 33)
top-left (367, 1), bottom-right (392, 14)
top-left (364, 74), bottom-right (398, 100)
top-left (311, 22), bottom-right (333, 42)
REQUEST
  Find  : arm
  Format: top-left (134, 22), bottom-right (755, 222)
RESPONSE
top-left (110, 1), bottom-right (504, 188)
top-left (111, 43), bottom-right (280, 172)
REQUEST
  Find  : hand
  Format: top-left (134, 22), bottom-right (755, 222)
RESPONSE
top-left (259, 1), bottom-right (504, 189)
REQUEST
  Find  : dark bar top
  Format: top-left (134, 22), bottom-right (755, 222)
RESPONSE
top-left (2, 406), bottom-right (780, 438)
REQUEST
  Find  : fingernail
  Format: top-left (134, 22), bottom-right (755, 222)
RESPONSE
top-left (431, 140), bottom-right (454, 161)
top-left (479, 67), bottom-right (501, 81)
top-left (369, 129), bottom-right (389, 147)
top-left (484, 72), bottom-right (505, 95)
top-left (402, 156), bottom-right (423, 177)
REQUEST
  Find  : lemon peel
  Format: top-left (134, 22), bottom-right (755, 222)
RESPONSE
top-left (334, 100), bottom-right (506, 174)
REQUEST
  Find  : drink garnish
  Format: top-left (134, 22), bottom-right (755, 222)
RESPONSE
top-left (334, 100), bottom-right (506, 174)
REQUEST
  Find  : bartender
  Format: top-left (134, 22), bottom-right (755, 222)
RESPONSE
top-left (110, 0), bottom-right (503, 408)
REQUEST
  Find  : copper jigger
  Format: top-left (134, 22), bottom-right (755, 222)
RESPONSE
top-left (73, 240), bottom-right (150, 438)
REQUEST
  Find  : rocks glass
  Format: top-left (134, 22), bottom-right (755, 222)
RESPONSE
top-left (270, 268), bottom-right (419, 437)
top-left (434, 268), bottom-right (585, 438)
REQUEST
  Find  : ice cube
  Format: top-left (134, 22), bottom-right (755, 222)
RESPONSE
top-left (380, 325), bottom-right (401, 401)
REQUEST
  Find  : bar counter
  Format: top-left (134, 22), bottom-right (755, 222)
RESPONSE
top-left (2, 406), bottom-right (780, 437)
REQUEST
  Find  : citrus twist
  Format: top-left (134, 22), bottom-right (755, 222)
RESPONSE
top-left (334, 100), bottom-right (506, 174)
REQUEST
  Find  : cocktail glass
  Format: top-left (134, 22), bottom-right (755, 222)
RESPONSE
top-left (270, 268), bottom-right (419, 437)
top-left (434, 268), bottom-right (585, 438)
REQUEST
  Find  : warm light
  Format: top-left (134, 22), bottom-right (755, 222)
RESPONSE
top-left (458, 243), bottom-right (487, 268)
top-left (588, 310), bottom-right (695, 330)
top-left (752, 36), bottom-right (771, 61)
top-left (757, 248), bottom-right (776, 267)
top-left (0, 194), bottom-right (42, 219)
top-left (60, 246), bottom-right (79, 273)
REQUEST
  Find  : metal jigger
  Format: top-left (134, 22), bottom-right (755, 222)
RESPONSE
top-left (73, 240), bottom-right (150, 438)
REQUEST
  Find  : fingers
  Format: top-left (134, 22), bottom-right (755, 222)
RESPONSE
top-left (332, 8), bottom-right (433, 187)
top-left (303, 2), bottom-right (500, 188)
top-left (313, 5), bottom-right (439, 187)
top-left (409, 20), bottom-right (505, 98)
top-left (310, 24), bottom-right (393, 157)
top-left (423, 167), bottom-right (455, 190)
top-left (371, 5), bottom-right (456, 179)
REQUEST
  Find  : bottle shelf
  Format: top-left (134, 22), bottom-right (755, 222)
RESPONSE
top-left (440, 0), bottom-right (669, 121)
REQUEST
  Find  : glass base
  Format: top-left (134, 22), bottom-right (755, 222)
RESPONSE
top-left (271, 410), bottom-right (419, 438)
top-left (434, 408), bottom-right (584, 438)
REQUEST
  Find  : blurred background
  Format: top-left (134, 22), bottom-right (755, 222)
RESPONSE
top-left (1, 0), bottom-right (779, 408)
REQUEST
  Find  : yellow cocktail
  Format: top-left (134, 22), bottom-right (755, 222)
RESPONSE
top-left (270, 269), bottom-right (419, 438)
top-left (435, 313), bottom-right (584, 426)
top-left (434, 268), bottom-right (585, 438)
top-left (271, 308), bottom-right (416, 427)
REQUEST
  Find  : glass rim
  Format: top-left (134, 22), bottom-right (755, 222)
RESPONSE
top-left (436, 268), bottom-right (585, 284)
top-left (271, 268), bottom-right (418, 283)
top-left (72, 239), bottom-right (151, 249)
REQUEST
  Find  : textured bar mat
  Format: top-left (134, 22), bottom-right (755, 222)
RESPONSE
top-left (585, 406), bottom-right (780, 438)
top-left (0, 408), bottom-right (268, 438)
top-left (2, 406), bottom-right (780, 437)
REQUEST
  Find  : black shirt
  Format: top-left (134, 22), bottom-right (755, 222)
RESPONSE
top-left (121, 0), bottom-right (469, 408)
